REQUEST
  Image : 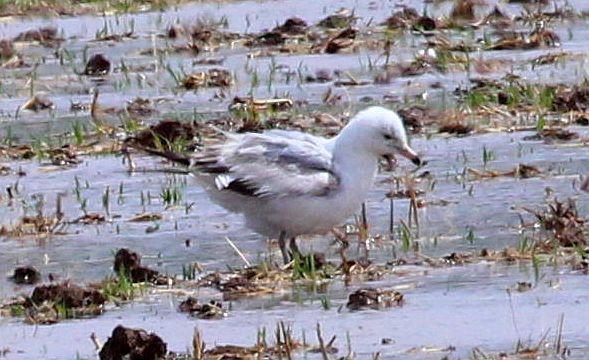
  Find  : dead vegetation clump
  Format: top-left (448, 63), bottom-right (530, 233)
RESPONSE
top-left (524, 198), bottom-right (586, 248)
top-left (346, 287), bottom-right (404, 310)
top-left (274, 17), bottom-right (308, 35)
top-left (0, 212), bottom-right (64, 238)
top-left (449, 0), bottom-right (478, 22)
top-left (383, 7), bottom-right (420, 29)
top-left (439, 121), bottom-right (474, 135)
top-left (178, 297), bottom-right (226, 319)
top-left (317, 8), bottom-right (356, 29)
top-left (324, 27), bottom-right (357, 54)
top-left (397, 105), bottom-right (442, 133)
top-left (213, 272), bottom-right (276, 301)
top-left (478, 5), bottom-right (514, 28)
top-left (126, 97), bottom-right (157, 117)
top-left (14, 26), bottom-right (63, 46)
top-left (125, 119), bottom-right (200, 151)
top-left (196, 322), bottom-right (305, 359)
top-left (522, 128), bottom-right (579, 142)
top-left (20, 94), bottom-right (54, 112)
top-left (486, 26), bottom-right (560, 51)
top-left (552, 85), bottom-right (589, 112)
top-left (247, 18), bottom-right (308, 47)
top-left (466, 164), bottom-right (543, 180)
top-left (181, 68), bottom-right (232, 89)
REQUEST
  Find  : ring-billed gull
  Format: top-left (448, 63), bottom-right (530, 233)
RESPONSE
top-left (140, 106), bottom-right (421, 264)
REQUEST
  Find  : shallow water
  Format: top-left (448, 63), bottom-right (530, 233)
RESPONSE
top-left (1, 0), bottom-right (589, 359)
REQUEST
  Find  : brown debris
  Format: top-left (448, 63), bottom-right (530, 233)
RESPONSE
top-left (450, 0), bottom-right (478, 21)
top-left (532, 52), bottom-right (569, 67)
top-left (487, 28), bottom-right (560, 51)
top-left (0, 213), bottom-right (62, 238)
top-left (439, 122), bottom-right (474, 135)
top-left (126, 119), bottom-right (199, 151)
top-left (324, 27), bottom-right (357, 54)
top-left (128, 213), bottom-right (163, 222)
top-left (21, 94), bottom-right (54, 112)
top-left (178, 297), bottom-right (226, 319)
top-left (397, 105), bottom-right (441, 133)
top-left (126, 97), bottom-right (157, 117)
top-left (524, 198), bottom-right (586, 248)
top-left (182, 68), bottom-right (232, 89)
top-left (413, 16), bottom-right (437, 32)
top-left (273, 17), bottom-right (308, 35)
top-left (99, 325), bottom-right (167, 360)
top-left (11, 266), bottom-right (41, 285)
top-left (113, 248), bottom-right (170, 285)
top-left (384, 7), bottom-right (420, 29)
top-left (71, 213), bottom-right (106, 224)
top-left (466, 164), bottom-right (542, 179)
top-left (581, 177), bottom-right (589, 193)
top-left (84, 54), bottom-right (111, 76)
top-left (346, 287), bottom-right (404, 310)
top-left (441, 252), bottom-right (475, 265)
top-left (553, 86), bottom-right (589, 112)
top-left (479, 5), bottom-right (514, 28)
top-left (166, 24), bottom-right (185, 39)
top-left (252, 30), bottom-right (286, 46)
top-left (522, 128), bottom-right (579, 142)
top-left (230, 97), bottom-right (293, 113)
top-left (0, 39), bottom-right (14, 59)
top-left (317, 8), bottom-right (355, 29)
top-left (305, 69), bottom-right (333, 83)
top-left (14, 26), bottom-right (63, 46)
top-left (218, 274), bottom-right (275, 301)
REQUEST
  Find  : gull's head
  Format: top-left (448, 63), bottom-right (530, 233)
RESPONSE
top-left (345, 106), bottom-right (421, 166)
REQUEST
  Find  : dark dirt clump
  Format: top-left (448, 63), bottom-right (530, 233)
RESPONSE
top-left (84, 54), bottom-right (111, 76)
top-left (30, 281), bottom-right (106, 309)
top-left (273, 17), bottom-right (308, 35)
top-left (113, 248), bottom-right (171, 285)
top-left (99, 325), bottom-right (167, 360)
top-left (11, 266), bottom-right (41, 285)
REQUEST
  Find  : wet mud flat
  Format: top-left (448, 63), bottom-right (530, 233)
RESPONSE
top-left (1, 0), bottom-right (589, 359)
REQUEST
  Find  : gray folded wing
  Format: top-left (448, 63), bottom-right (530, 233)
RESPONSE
top-left (192, 131), bottom-right (339, 198)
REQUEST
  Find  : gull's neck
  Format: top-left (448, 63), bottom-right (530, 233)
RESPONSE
top-left (331, 125), bottom-right (379, 197)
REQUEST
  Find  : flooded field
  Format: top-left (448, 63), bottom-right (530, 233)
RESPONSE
top-left (1, 0), bottom-right (589, 359)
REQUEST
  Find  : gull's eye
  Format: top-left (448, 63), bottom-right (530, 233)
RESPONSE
top-left (383, 134), bottom-right (393, 140)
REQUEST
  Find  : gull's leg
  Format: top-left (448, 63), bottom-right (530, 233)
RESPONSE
top-left (289, 237), bottom-right (301, 260)
top-left (278, 231), bottom-right (290, 264)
